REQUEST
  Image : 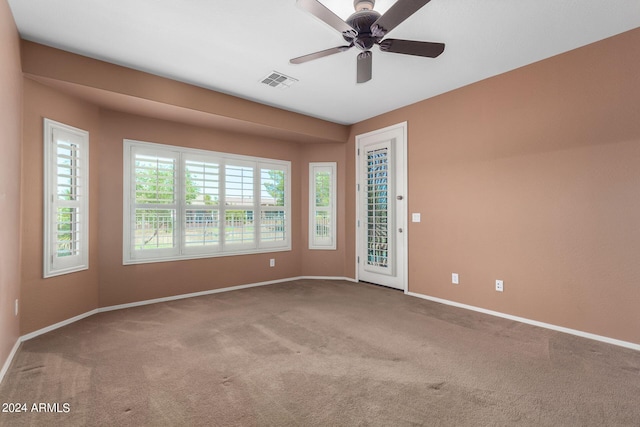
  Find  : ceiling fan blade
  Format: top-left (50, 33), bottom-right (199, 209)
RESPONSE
top-left (379, 39), bottom-right (445, 58)
top-left (372, 0), bottom-right (431, 37)
top-left (357, 51), bottom-right (372, 83)
top-left (296, 0), bottom-right (355, 35)
top-left (290, 45), bottom-right (352, 64)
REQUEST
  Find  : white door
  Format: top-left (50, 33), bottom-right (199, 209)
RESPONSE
top-left (356, 122), bottom-right (407, 291)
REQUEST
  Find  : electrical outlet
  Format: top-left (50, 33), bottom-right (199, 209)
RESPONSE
top-left (495, 280), bottom-right (504, 292)
top-left (452, 273), bottom-right (459, 284)
top-left (269, 259), bottom-right (275, 267)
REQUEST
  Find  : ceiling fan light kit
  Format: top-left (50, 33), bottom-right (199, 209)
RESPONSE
top-left (291, 0), bottom-right (445, 83)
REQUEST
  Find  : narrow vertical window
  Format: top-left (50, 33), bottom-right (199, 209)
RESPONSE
top-left (260, 165), bottom-right (288, 246)
top-left (309, 162), bottom-right (337, 250)
top-left (133, 152), bottom-right (177, 252)
top-left (43, 119), bottom-right (89, 277)
top-left (224, 163), bottom-right (255, 247)
top-left (184, 157), bottom-right (220, 252)
top-left (124, 145), bottom-right (179, 262)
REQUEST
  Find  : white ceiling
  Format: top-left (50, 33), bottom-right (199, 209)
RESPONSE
top-left (8, 0), bottom-right (640, 125)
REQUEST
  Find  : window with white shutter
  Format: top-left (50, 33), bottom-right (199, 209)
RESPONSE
top-left (43, 119), bottom-right (89, 278)
top-left (123, 140), bottom-right (291, 264)
top-left (309, 162), bottom-right (337, 250)
top-left (260, 165), bottom-right (288, 247)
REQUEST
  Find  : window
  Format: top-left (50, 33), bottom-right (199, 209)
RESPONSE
top-left (43, 119), bottom-right (89, 277)
top-left (309, 162), bottom-right (336, 250)
top-left (123, 140), bottom-right (291, 264)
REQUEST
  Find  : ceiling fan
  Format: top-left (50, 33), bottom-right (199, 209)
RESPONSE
top-left (290, 0), bottom-right (445, 83)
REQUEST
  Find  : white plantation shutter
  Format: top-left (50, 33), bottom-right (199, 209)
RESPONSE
top-left (184, 157), bottom-right (221, 253)
top-left (309, 162), bottom-right (336, 250)
top-left (224, 162), bottom-right (255, 247)
top-left (260, 165), bottom-right (288, 247)
top-left (123, 140), bottom-right (290, 264)
top-left (128, 148), bottom-right (179, 260)
top-left (43, 119), bottom-right (89, 278)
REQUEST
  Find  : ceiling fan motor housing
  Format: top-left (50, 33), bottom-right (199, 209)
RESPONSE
top-left (344, 9), bottom-right (382, 50)
top-left (354, 0), bottom-right (375, 11)
top-left (293, 0), bottom-right (445, 83)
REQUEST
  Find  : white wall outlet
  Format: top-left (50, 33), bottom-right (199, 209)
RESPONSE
top-left (495, 280), bottom-right (504, 292)
top-left (452, 273), bottom-right (459, 284)
top-left (15, 299), bottom-right (19, 316)
top-left (269, 258), bottom-right (275, 267)
top-left (411, 213), bottom-right (421, 223)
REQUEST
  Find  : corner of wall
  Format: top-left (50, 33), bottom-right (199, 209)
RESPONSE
top-left (0, 0), bottom-right (24, 382)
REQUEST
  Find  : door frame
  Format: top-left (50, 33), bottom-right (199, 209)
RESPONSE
top-left (355, 122), bottom-right (408, 293)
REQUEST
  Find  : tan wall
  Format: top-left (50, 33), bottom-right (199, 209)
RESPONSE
top-left (350, 28), bottom-right (640, 344)
top-left (0, 0), bottom-right (23, 366)
top-left (97, 110), bottom-right (305, 307)
top-left (20, 79), bottom-right (101, 334)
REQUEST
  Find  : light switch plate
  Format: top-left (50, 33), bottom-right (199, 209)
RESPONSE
top-left (412, 213), bottom-right (421, 222)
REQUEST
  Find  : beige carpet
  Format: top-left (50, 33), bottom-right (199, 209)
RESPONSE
top-left (1, 279), bottom-right (639, 426)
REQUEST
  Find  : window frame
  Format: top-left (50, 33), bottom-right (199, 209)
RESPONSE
top-left (43, 118), bottom-right (90, 278)
top-left (309, 162), bottom-right (337, 250)
top-left (123, 139), bottom-right (291, 264)
top-left (127, 145), bottom-right (179, 261)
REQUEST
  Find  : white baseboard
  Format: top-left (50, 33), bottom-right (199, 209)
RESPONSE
top-left (298, 276), bottom-right (358, 283)
top-left (407, 291), bottom-right (640, 352)
top-left (100, 277), bottom-right (296, 313)
top-left (20, 309), bottom-right (100, 342)
top-left (0, 339), bottom-right (21, 385)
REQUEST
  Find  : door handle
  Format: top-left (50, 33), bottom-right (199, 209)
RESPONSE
top-left (398, 228), bottom-right (403, 233)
